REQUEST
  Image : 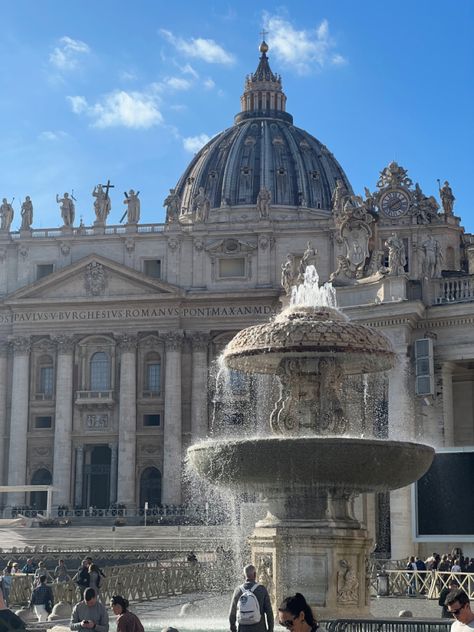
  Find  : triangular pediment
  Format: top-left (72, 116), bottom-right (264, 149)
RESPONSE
top-left (5, 254), bottom-right (183, 303)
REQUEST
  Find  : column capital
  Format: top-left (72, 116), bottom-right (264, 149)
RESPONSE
top-left (117, 333), bottom-right (138, 353)
top-left (188, 331), bottom-right (210, 351)
top-left (164, 331), bottom-right (184, 351)
top-left (53, 335), bottom-right (76, 353)
top-left (10, 336), bottom-right (31, 355)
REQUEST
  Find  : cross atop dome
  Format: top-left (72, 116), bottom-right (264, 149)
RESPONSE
top-left (237, 36), bottom-right (289, 123)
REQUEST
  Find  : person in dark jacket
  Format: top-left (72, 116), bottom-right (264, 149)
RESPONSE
top-left (29, 575), bottom-right (54, 622)
top-left (439, 580), bottom-right (459, 618)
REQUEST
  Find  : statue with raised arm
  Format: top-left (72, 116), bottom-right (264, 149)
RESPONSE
top-left (93, 184), bottom-right (111, 223)
top-left (440, 180), bottom-right (455, 215)
top-left (123, 189), bottom-right (140, 224)
top-left (163, 188), bottom-right (181, 223)
top-left (419, 234), bottom-right (443, 279)
top-left (0, 198), bottom-right (14, 231)
top-left (20, 196), bottom-right (33, 230)
top-left (56, 192), bottom-right (75, 227)
top-left (298, 241), bottom-right (318, 281)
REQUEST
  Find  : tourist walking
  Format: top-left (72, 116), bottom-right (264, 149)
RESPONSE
top-left (74, 560), bottom-right (90, 599)
top-left (88, 564), bottom-right (102, 598)
top-left (1, 568), bottom-right (13, 607)
top-left (110, 595), bottom-right (144, 632)
top-left (29, 575), bottom-right (54, 622)
top-left (229, 564), bottom-right (274, 632)
top-left (55, 559), bottom-right (71, 583)
top-left (445, 589), bottom-right (474, 629)
top-left (277, 593), bottom-right (319, 631)
top-left (70, 587), bottom-right (109, 632)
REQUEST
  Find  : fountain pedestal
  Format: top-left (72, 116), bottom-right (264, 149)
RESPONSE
top-left (251, 523), bottom-right (372, 618)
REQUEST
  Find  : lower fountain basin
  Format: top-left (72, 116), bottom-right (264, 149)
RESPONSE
top-left (187, 436), bottom-right (435, 495)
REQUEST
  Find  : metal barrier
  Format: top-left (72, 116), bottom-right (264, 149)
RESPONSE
top-left (8, 560), bottom-right (225, 607)
top-left (322, 620), bottom-right (452, 632)
top-left (372, 570), bottom-right (474, 599)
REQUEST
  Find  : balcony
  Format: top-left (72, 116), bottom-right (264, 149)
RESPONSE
top-left (75, 390), bottom-right (114, 407)
top-left (434, 275), bottom-right (474, 304)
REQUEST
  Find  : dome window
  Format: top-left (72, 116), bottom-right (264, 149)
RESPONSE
top-left (186, 177), bottom-right (195, 186)
top-left (310, 171), bottom-right (320, 180)
top-left (209, 170), bottom-right (217, 179)
top-left (277, 167), bottom-right (286, 176)
top-left (241, 167), bottom-right (251, 176)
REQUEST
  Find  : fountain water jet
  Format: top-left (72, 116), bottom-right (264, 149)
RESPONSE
top-left (188, 265), bottom-right (434, 617)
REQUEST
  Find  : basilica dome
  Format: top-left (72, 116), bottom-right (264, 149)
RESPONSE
top-left (174, 42), bottom-right (353, 220)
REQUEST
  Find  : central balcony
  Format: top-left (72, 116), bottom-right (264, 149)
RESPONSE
top-left (75, 390), bottom-right (114, 408)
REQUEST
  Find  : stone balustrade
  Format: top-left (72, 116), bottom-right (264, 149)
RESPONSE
top-left (434, 275), bottom-right (474, 304)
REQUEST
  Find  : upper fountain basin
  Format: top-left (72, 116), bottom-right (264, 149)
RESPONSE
top-left (187, 436), bottom-right (435, 494)
top-left (224, 305), bottom-right (395, 374)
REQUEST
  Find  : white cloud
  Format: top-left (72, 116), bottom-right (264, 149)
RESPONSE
top-left (160, 29), bottom-right (235, 65)
top-left (67, 91), bottom-right (163, 129)
top-left (262, 14), bottom-right (346, 75)
top-left (180, 63), bottom-right (199, 79)
top-left (183, 133), bottom-right (211, 154)
top-left (49, 36), bottom-right (90, 71)
top-left (204, 78), bottom-right (215, 90)
top-left (38, 130), bottom-right (68, 141)
top-left (164, 77), bottom-right (192, 91)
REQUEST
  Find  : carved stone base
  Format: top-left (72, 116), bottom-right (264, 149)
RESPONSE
top-left (250, 522), bottom-right (371, 619)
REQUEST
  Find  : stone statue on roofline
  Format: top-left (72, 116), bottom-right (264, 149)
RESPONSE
top-left (56, 192), bottom-right (75, 227)
top-left (0, 198), bottom-right (14, 232)
top-left (123, 189), bottom-right (140, 224)
top-left (385, 233), bottom-right (406, 276)
top-left (163, 188), bottom-right (181, 223)
top-left (20, 196), bottom-right (33, 230)
top-left (93, 184), bottom-right (111, 224)
top-left (439, 180), bottom-right (455, 215)
top-left (193, 187), bottom-right (210, 223)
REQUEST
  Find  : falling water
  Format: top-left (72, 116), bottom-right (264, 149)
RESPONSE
top-left (290, 264), bottom-right (337, 308)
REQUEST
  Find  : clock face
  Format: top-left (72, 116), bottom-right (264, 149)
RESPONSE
top-left (380, 189), bottom-right (410, 217)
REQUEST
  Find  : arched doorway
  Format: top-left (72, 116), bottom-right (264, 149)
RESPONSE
top-left (30, 468), bottom-right (52, 510)
top-left (139, 467), bottom-right (162, 507)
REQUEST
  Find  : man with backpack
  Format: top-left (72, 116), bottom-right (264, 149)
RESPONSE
top-left (229, 564), bottom-right (273, 632)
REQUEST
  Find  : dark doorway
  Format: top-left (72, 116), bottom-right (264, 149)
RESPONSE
top-left (30, 468), bottom-right (52, 510)
top-left (85, 445), bottom-right (111, 508)
top-left (140, 467), bottom-right (162, 507)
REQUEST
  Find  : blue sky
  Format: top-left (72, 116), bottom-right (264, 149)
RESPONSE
top-left (0, 1), bottom-right (473, 229)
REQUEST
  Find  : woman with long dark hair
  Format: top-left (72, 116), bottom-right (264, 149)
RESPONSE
top-left (278, 593), bottom-right (318, 631)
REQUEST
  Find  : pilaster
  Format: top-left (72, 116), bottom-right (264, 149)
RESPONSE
top-left (0, 342), bottom-right (8, 486)
top-left (162, 331), bottom-right (183, 504)
top-left (7, 336), bottom-right (31, 506)
top-left (117, 334), bottom-right (137, 507)
top-left (189, 332), bottom-right (209, 441)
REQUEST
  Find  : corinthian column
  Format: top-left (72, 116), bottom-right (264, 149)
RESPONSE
top-left (74, 445), bottom-right (84, 507)
top-left (190, 332), bottom-right (209, 441)
top-left (7, 337), bottom-right (31, 506)
top-left (0, 342), bottom-right (9, 485)
top-left (162, 331), bottom-right (183, 504)
top-left (441, 362), bottom-right (455, 447)
top-left (52, 336), bottom-right (75, 506)
top-left (117, 334), bottom-right (137, 508)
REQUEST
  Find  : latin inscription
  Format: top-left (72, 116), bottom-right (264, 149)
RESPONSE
top-left (0, 304), bottom-right (273, 325)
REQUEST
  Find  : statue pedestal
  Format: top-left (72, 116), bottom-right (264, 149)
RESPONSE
top-left (93, 222), bottom-right (105, 235)
top-left (125, 223), bottom-right (138, 233)
top-left (250, 521), bottom-right (371, 619)
top-left (19, 229), bottom-right (32, 238)
top-left (61, 225), bottom-right (73, 235)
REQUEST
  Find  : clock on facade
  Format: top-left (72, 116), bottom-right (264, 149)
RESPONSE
top-left (379, 189), bottom-right (410, 218)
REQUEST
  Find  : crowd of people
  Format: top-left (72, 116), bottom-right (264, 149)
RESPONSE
top-left (408, 552), bottom-right (474, 573)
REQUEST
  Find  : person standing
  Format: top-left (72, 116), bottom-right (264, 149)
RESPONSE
top-left (29, 575), bottom-right (54, 622)
top-left (74, 560), bottom-right (90, 599)
top-left (70, 587), bottom-right (109, 632)
top-left (446, 589), bottom-right (474, 629)
top-left (439, 580), bottom-right (459, 618)
top-left (229, 564), bottom-right (273, 632)
top-left (110, 595), bottom-right (144, 632)
top-left (55, 559), bottom-right (71, 583)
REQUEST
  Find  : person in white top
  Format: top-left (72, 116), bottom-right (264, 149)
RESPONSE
top-left (446, 589), bottom-right (474, 630)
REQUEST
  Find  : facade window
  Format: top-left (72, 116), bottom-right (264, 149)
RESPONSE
top-left (144, 259), bottom-right (161, 279)
top-left (146, 362), bottom-right (161, 394)
top-left (36, 264), bottom-right (54, 280)
top-left (39, 366), bottom-right (54, 396)
top-left (35, 416), bottom-right (52, 429)
top-left (90, 352), bottom-right (111, 390)
top-left (144, 414), bottom-right (161, 427)
top-left (219, 258), bottom-right (245, 278)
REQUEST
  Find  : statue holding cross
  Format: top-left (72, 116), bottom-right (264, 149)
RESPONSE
top-left (93, 180), bottom-right (114, 224)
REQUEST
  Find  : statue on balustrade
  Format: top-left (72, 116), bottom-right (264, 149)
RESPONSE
top-left (56, 192), bottom-right (75, 227)
top-left (123, 189), bottom-right (140, 224)
top-left (20, 196), bottom-right (33, 230)
top-left (418, 234), bottom-right (443, 279)
top-left (439, 180), bottom-right (455, 215)
top-left (385, 233), bottom-right (406, 276)
top-left (0, 198), bottom-right (14, 231)
top-left (163, 188), bottom-right (181, 223)
top-left (93, 184), bottom-right (111, 224)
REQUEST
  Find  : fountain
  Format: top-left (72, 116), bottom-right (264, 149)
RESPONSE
top-left (188, 266), bottom-right (434, 618)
